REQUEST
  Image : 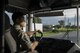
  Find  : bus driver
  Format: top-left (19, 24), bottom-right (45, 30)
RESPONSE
top-left (11, 12), bottom-right (40, 53)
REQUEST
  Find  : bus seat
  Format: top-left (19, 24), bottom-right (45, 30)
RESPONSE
top-left (4, 13), bottom-right (17, 53)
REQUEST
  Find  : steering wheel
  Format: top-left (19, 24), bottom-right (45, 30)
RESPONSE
top-left (33, 30), bottom-right (43, 41)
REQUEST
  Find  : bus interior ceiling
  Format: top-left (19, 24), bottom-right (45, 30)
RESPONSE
top-left (5, 0), bottom-right (80, 14)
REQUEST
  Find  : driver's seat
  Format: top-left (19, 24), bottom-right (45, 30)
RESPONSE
top-left (4, 13), bottom-right (17, 53)
top-left (4, 13), bottom-right (26, 53)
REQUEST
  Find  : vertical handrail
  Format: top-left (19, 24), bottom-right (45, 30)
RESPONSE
top-left (2, 0), bottom-right (5, 53)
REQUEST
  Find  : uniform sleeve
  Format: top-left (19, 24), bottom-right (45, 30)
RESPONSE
top-left (18, 30), bottom-right (32, 49)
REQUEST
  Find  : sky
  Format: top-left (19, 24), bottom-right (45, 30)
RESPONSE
top-left (5, 8), bottom-right (80, 26)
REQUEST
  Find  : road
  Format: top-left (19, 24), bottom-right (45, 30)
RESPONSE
top-left (45, 30), bottom-right (80, 46)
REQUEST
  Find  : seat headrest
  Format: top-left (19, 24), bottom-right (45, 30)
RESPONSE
top-left (5, 13), bottom-right (10, 30)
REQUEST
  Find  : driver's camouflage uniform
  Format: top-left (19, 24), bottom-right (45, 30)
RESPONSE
top-left (11, 25), bottom-right (38, 53)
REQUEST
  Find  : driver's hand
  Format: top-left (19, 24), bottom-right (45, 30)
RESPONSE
top-left (31, 41), bottom-right (39, 51)
top-left (33, 41), bottom-right (39, 46)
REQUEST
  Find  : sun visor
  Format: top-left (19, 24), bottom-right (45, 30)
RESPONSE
top-left (34, 11), bottom-right (63, 17)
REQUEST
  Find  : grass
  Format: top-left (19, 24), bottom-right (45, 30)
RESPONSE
top-left (43, 31), bottom-right (58, 37)
top-left (57, 28), bottom-right (75, 32)
top-left (36, 31), bottom-right (60, 37)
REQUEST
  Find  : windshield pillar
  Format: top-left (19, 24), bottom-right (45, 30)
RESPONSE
top-left (27, 14), bottom-right (33, 31)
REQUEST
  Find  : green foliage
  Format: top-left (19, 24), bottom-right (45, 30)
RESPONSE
top-left (52, 27), bottom-right (74, 33)
top-left (36, 31), bottom-right (57, 37)
top-left (52, 29), bottom-right (59, 33)
top-left (53, 25), bottom-right (61, 29)
top-left (33, 17), bottom-right (42, 23)
top-left (43, 25), bottom-right (52, 31)
top-left (58, 20), bottom-right (65, 27)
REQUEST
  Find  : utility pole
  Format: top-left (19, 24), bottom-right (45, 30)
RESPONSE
top-left (76, 5), bottom-right (79, 44)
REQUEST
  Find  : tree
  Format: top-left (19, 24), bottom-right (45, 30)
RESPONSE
top-left (58, 20), bottom-right (65, 28)
top-left (71, 25), bottom-right (76, 29)
top-left (33, 17), bottom-right (42, 23)
top-left (54, 25), bottom-right (61, 29)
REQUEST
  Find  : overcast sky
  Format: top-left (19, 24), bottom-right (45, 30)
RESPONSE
top-left (5, 8), bottom-right (80, 26)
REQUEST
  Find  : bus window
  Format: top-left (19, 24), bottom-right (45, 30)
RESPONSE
top-left (34, 8), bottom-right (80, 46)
